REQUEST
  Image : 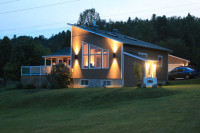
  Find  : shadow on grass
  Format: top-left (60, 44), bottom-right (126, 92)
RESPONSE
top-left (0, 87), bottom-right (179, 109)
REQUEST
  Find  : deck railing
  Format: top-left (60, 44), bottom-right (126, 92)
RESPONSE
top-left (21, 66), bottom-right (52, 76)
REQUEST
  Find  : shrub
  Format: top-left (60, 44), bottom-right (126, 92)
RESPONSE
top-left (157, 83), bottom-right (163, 88)
top-left (137, 83), bottom-right (142, 88)
top-left (42, 83), bottom-right (47, 89)
top-left (47, 63), bottom-right (72, 89)
top-left (134, 62), bottom-right (143, 88)
top-left (23, 84), bottom-right (36, 89)
top-left (15, 83), bottom-right (23, 89)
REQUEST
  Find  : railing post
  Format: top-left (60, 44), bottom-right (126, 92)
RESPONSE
top-left (40, 66), bottom-right (42, 76)
top-left (21, 66), bottom-right (22, 77)
top-left (30, 66), bottom-right (31, 77)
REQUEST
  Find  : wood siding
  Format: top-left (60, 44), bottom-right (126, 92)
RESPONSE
top-left (71, 26), bottom-right (122, 79)
top-left (124, 44), bottom-right (168, 81)
top-left (124, 54), bottom-right (145, 87)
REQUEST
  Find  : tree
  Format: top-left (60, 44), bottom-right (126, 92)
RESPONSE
top-left (77, 8), bottom-right (101, 27)
top-left (0, 37), bottom-right (12, 77)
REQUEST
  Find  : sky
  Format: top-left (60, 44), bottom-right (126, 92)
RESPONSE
top-left (0, 0), bottom-right (200, 39)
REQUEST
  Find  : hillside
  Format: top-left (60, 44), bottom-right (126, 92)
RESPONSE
top-left (0, 79), bottom-right (200, 133)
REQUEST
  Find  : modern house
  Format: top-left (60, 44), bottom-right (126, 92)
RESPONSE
top-left (22, 23), bottom-right (189, 88)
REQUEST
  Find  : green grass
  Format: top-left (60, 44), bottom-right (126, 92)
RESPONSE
top-left (0, 79), bottom-right (200, 133)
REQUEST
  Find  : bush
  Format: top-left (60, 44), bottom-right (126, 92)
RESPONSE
top-left (23, 84), bottom-right (36, 89)
top-left (42, 83), bottom-right (47, 89)
top-left (157, 83), bottom-right (163, 88)
top-left (15, 83), bottom-right (23, 89)
top-left (133, 62), bottom-right (143, 84)
top-left (47, 64), bottom-right (72, 89)
top-left (137, 83), bottom-right (142, 88)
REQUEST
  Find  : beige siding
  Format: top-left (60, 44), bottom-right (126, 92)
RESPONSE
top-left (71, 26), bottom-right (122, 80)
top-left (124, 44), bottom-right (168, 81)
top-left (124, 54), bottom-right (145, 87)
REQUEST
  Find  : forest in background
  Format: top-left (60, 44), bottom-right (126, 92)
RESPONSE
top-left (0, 11), bottom-right (200, 81)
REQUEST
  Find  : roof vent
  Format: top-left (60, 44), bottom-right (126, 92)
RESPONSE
top-left (93, 20), bottom-right (99, 30)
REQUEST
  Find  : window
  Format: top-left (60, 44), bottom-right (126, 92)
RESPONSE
top-left (138, 52), bottom-right (148, 58)
top-left (102, 80), bottom-right (111, 87)
top-left (90, 45), bottom-right (102, 68)
top-left (103, 50), bottom-right (109, 68)
top-left (82, 42), bottom-right (89, 68)
top-left (82, 42), bottom-right (109, 69)
top-left (80, 80), bottom-right (89, 86)
top-left (158, 55), bottom-right (163, 67)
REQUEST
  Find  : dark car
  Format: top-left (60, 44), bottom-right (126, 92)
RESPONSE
top-left (168, 67), bottom-right (198, 80)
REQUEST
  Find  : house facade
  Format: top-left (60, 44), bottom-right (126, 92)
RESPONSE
top-left (21, 24), bottom-right (173, 88)
top-left (69, 24), bottom-right (171, 88)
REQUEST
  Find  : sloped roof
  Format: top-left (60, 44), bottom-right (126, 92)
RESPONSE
top-left (69, 24), bottom-right (171, 52)
top-left (43, 47), bottom-right (71, 58)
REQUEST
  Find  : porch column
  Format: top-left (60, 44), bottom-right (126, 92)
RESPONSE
top-left (51, 58), bottom-right (52, 66)
top-left (57, 57), bottom-right (59, 64)
top-left (44, 57), bottom-right (46, 66)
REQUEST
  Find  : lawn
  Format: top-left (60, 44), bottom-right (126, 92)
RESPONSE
top-left (0, 79), bottom-right (200, 133)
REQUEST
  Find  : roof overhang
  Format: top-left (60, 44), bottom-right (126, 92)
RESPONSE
top-left (123, 52), bottom-right (146, 61)
top-left (168, 54), bottom-right (190, 62)
top-left (42, 55), bottom-right (70, 58)
top-left (67, 23), bottom-right (124, 43)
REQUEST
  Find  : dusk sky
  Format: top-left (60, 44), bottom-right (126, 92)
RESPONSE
top-left (0, 0), bottom-right (200, 39)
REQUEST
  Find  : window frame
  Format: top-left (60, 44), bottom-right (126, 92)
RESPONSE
top-left (81, 41), bottom-right (109, 69)
top-left (80, 79), bottom-right (89, 86)
top-left (101, 80), bottom-right (112, 87)
top-left (82, 42), bottom-right (89, 69)
top-left (158, 55), bottom-right (163, 67)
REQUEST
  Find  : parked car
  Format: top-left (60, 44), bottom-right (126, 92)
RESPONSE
top-left (168, 67), bottom-right (198, 80)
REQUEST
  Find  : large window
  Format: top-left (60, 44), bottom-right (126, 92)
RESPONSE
top-left (82, 42), bottom-right (109, 69)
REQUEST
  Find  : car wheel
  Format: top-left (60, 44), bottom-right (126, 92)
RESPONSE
top-left (185, 75), bottom-right (190, 79)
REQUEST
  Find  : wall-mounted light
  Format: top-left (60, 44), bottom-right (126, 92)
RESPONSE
top-left (113, 53), bottom-right (116, 58)
top-left (75, 55), bottom-right (78, 59)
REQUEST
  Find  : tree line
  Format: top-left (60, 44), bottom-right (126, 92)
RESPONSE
top-left (0, 8), bottom-right (200, 81)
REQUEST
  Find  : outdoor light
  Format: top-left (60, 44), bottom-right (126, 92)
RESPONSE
top-left (113, 53), bottom-right (116, 58)
top-left (75, 55), bottom-right (78, 59)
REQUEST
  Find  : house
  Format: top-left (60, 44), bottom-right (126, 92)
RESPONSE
top-left (168, 54), bottom-right (190, 72)
top-left (21, 23), bottom-right (173, 88)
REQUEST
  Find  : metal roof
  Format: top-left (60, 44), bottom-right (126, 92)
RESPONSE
top-left (43, 47), bottom-right (71, 58)
top-left (68, 24), bottom-right (171, 52)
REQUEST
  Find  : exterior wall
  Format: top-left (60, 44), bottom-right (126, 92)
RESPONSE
top-left (124, 54), bottom-right (145, 87)
top-left (124, 44), bottom-right (169, 81)
top-left (71, 26), bottom-right (123, 87)
top-left (72, 79), bottom-right (122, 88)
top-left (21, 76), bottom-right (50, 88)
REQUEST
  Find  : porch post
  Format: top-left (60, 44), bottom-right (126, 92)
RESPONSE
top-left (44, 57), bottom-right (46, 66)
top-left (51, 58), bottom-right (52, 66)
top-left (58, 57), bottom-right (59, 64)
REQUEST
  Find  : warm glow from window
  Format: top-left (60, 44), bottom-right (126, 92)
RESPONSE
top-left (82, 42), bottom-right (109, 69)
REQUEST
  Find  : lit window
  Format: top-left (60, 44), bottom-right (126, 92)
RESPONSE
top-left (80, 80), bottom-right (89, 86)
top-left (90, 45), bottom-right (102, 68)
top-left (103, 50), bottom-right (109, 68)
top-left (82, 42), bottom-right (109, 69)
top-left (102, 80), bottom-right (111, 87)
top-left (158, 55), bottom-right (163, 67)
top-left (82, 43), bottom-right (89, 68)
